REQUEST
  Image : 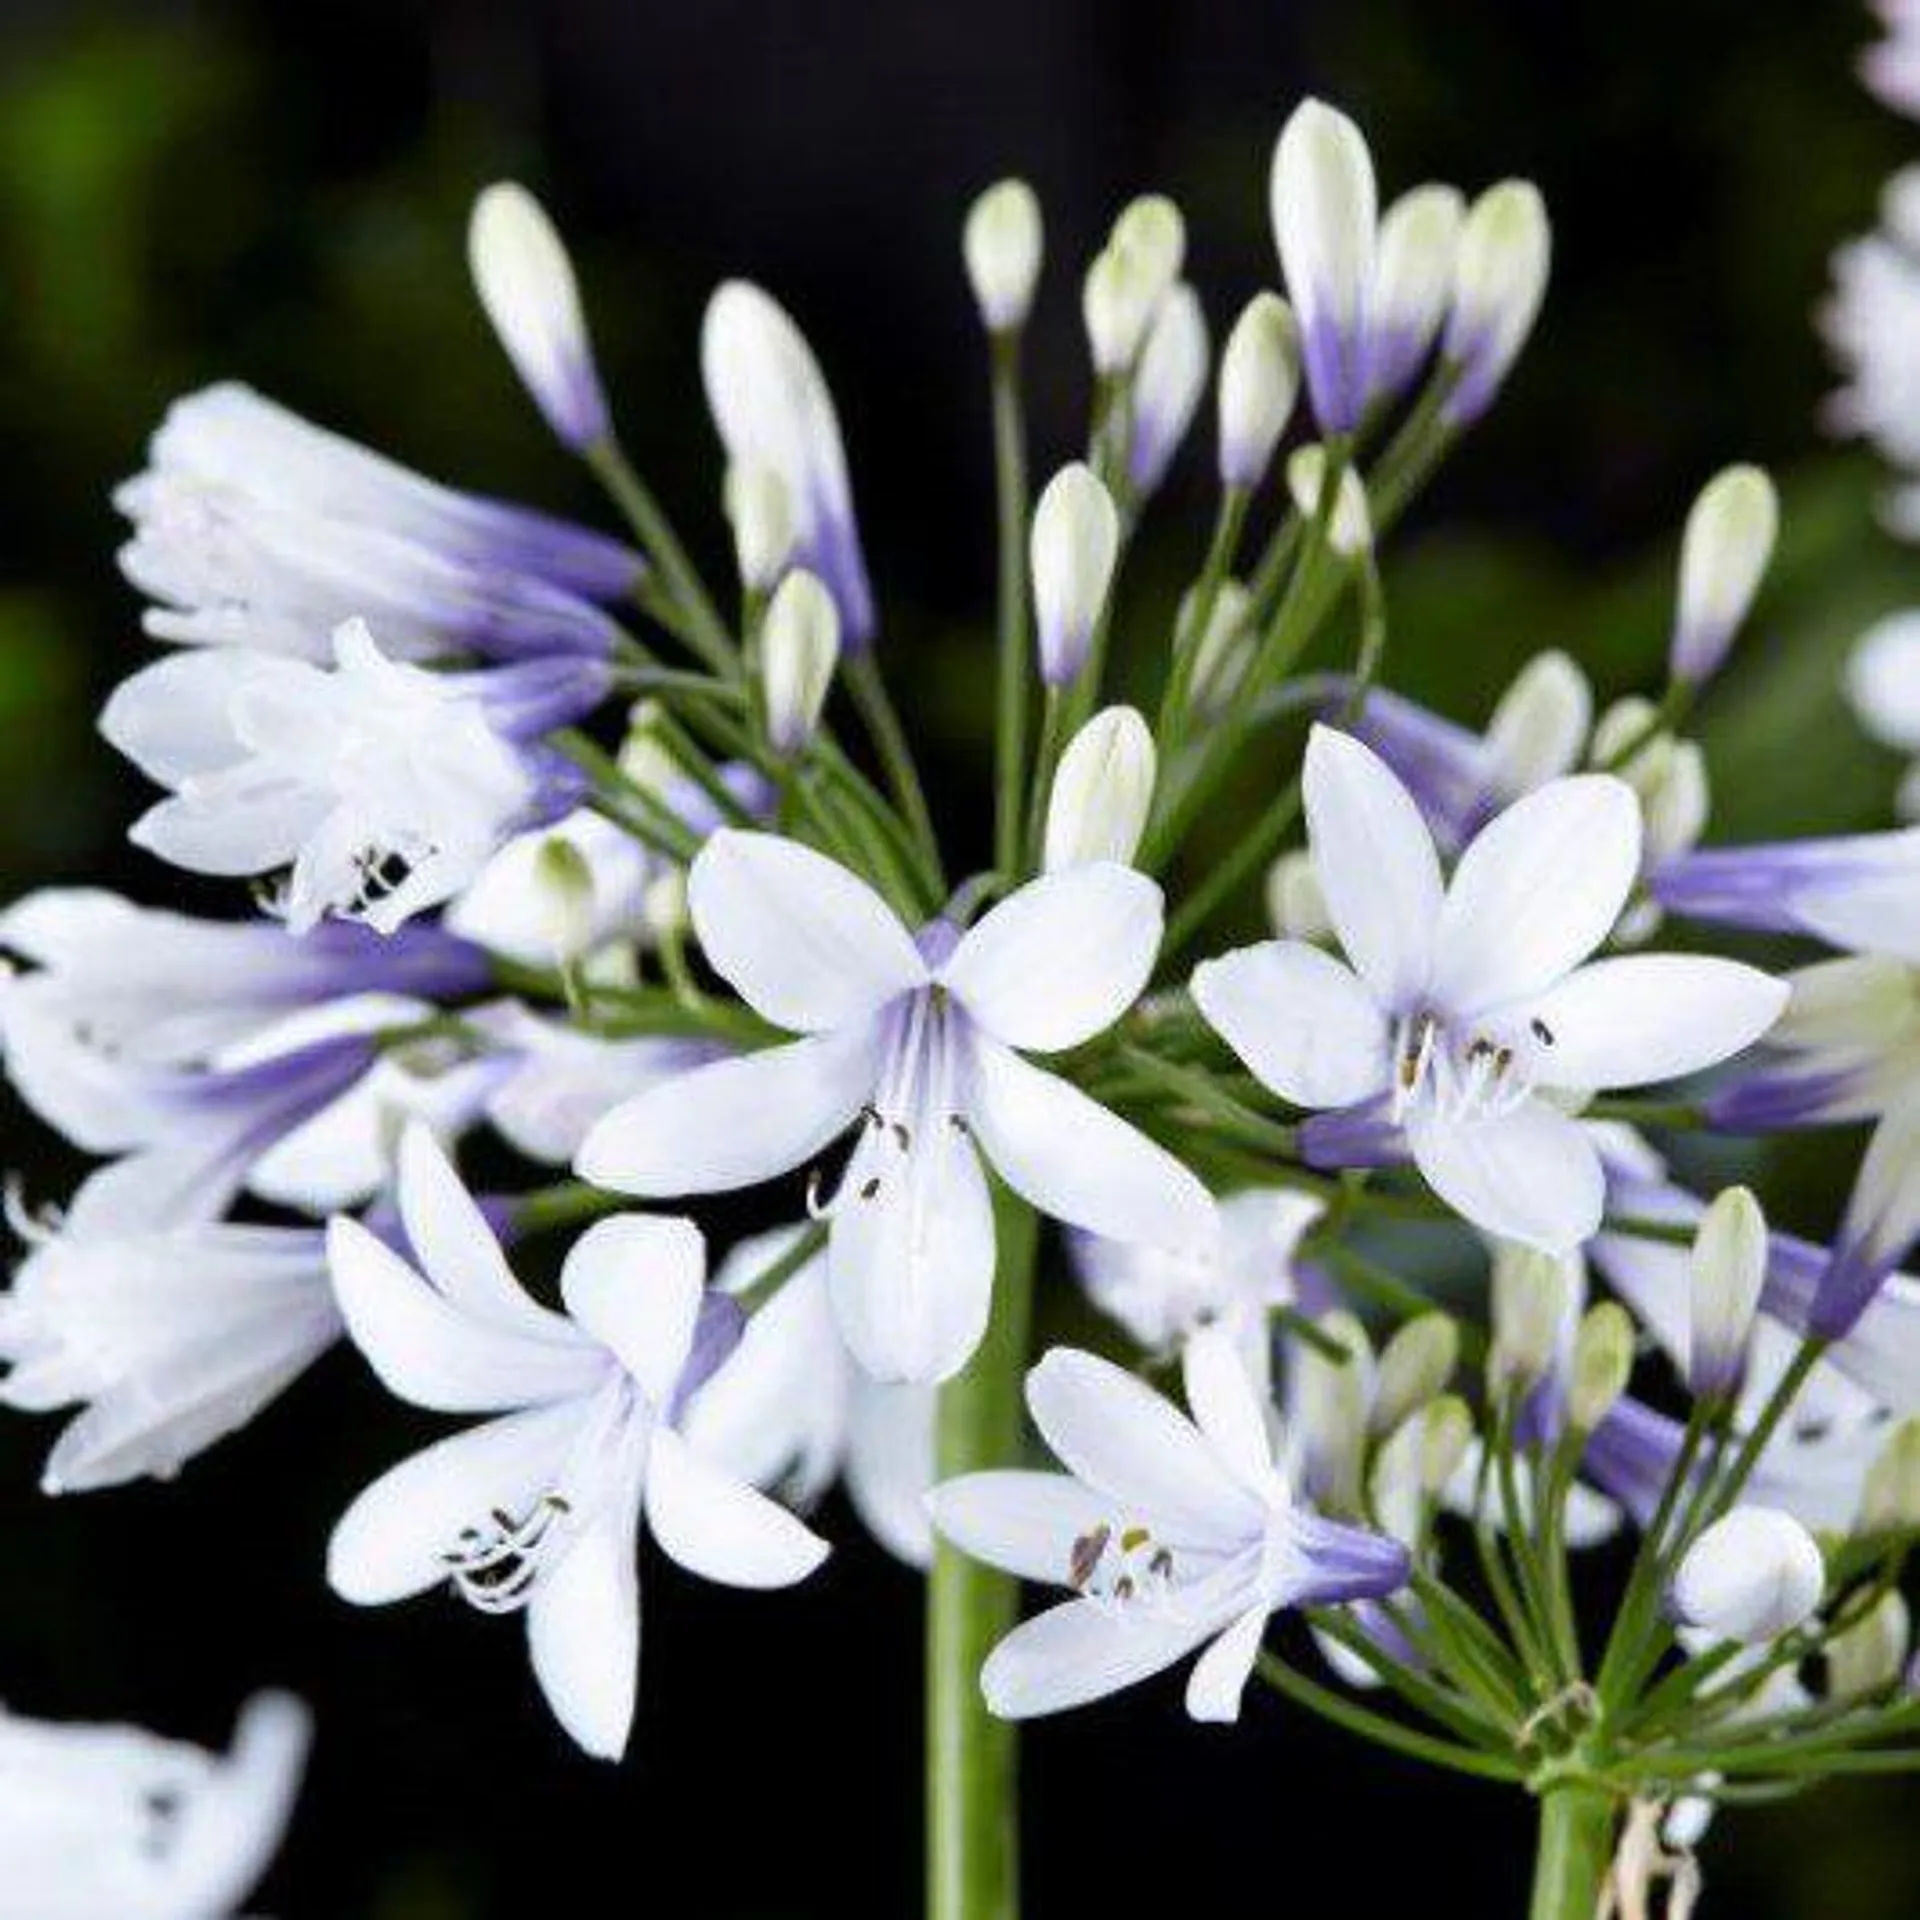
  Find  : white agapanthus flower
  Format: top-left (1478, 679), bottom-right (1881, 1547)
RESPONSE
top-left (0, 1691), bottom-right (309, 1920)
top-left (928, 1336), bottom-right (1410, 1721)
top-left (326, 1128), bottom-right (828, 1759)
top-left (578, 831), bottom-right (1215, 1384)
top-left (101, 618), bottom-right (563, 934)
top-left (1193, 726), bottom-right (1786, 1252)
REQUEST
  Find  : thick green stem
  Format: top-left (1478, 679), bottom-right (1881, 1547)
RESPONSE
top-left (928, 1191), bottom-right (1037, 1920)
top-left (1528, 1787), bottom-right (1616, 1920)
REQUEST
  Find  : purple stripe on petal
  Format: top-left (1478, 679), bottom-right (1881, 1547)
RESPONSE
top-left (1299, 1100), bottom-right (1405, 1172)
top-left (1652, 835), bottom-right (1920, 935)
top-left (1812, 1234), bottom-right (1897, 1340)
top-left (453, 495), bottom-right (645, 603)
top-left (1582, 1396), bottom-right (1688, 1532)
top-left (517, 747), bottom-right (593, 829)
top-left (1290, 1510), bottom-right (1412, 1606)
top-left (800, 495), bottom-right (875, 655)
top-left (1299, 313), bottom-right (1365, 437)
top-left (670, 1292), bottom-right (748, 1423)
top-left (462, 657), bottom-right (613, 742)
top-left (1704, 1064), bottom-right (1868, 1133)
top-left (1334, 685), bottom-right (1496, 852)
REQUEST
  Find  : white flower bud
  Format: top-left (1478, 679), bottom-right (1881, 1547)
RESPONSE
top-left (1640, 739), bottom-right (1709, 870)
top-left (1270, 98), bottom-right (1377, 433)
top-left (531, 834), bottom-right (596, 964)
top-left (1687, 1187), bottom-right (1767, 1402)
top-left (761, 569), bottom-right (840, 755)
top-left (1858, 1418), bottom-right (1920, 1535)
top-left (1419, 1394), bottom-right (1475, 1497)
top-left (1217, 292), bottom-right (1300, 489)
top-left (1286, 444), bottom-right (1372, 557)
top-left (1671, 1506), bottom-right (1824, 1645)
top-left (1484, 651), bottom-right (1592, 800)
top-left (1568, 1301), bottom-right (1635, 1434)
top-left (617, 700), bottom-right (679, 797)
top-left (1441, 180), bottom-right (1550, 426)
top-left (963, 178), bottom-right (1044, 333)
top-left (1178, 578), bottom-right (1255, 719)
top-left (642, 867), bottom-right (689, 941)
top-left (1081, 194), bottom-right (1185, 374)
top-left (1669, 465), bottom-right (1778, 685)
top-left (468, 183), bottom-right (609, 451)
top-left (1292, 1310), bottom-right (1373, 1515)
top-left (1773, 955), bottom-right (1920, 1056)
top-left (1128, 284), bottom-right (1209, 497)
top-left (1366, 183), bottom-right (1466, 405)
top-left (1265, 848), bottom-right (1332, 941)
top-left (1369, 1413), bottom-right (1427, 1547)
top-left (1030, 463), bottom-right (1120, 686)
top-left (1369, 1313), bottom-right (1459, 1438)
top-left (1489, 1246), bottom-right (1580, 1401)
top-left (723, 462), bottom-right (795, 592)
top-left (1589, 694), bottom-right (1670, 781)
top-left (1043, 705), bottom-right (1156, 872)
top-left (1827, 1591), bottom-right (1910, 1702)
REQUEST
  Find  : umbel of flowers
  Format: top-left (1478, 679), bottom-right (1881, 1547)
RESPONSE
top-left (7, 83), bottom-right (1920, 1920)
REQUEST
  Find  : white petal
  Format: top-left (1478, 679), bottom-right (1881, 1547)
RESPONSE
top-left (575, 1025), bottom-right (881, 1195)
top-left (560, 1215), bottom-right (707, 1404)
top-left (99, 650), bottom-right (307, 786)
top-left (1405, 1100), bottom-right (1604, 1254)
top-left (644, 1427), bottom-right (831, 1588)
top-left (527, 1498), bottom-right (641, 1760)
top-left (1181, 1325), bottom-right (1275, 1488)
top-left (1430, 776), bottom-right (1641, 1013)
top-left (828, 1112), bottom-right (996, 1383)
top-left (1303, 726), bottom-right (1442, 1007)
top-left (845, 1381), bottom-right (937, 1567)
top-left (941, 864), bottom-right (1163, 1053)
top-left (1184, 1603), bottom-right (1269, 1723)
top-left (327, 1401), bottom-right (584, 1603)
top-left (981, 1595), bottom-right (1219, 1718)
top-left (1670, 1506), bottom-right (1825, 1645)
top-left (688, 830), bottom-right (925, 1031)
top-left (1848, 611), bottom-right (1920, 753)
top-left (1515, 956), bottom-right (1788, 1092)
top-left (1025, 1348), bottom-right (1258, 1544)
top-left (1190, 940), bottom-right (1389, 1107)
top-left (965, 1039), bottom-right (1216, 1250)
top-left (327, 1217), bottom-right (602, 1414)
top-left (925, 1470), bottom-right (1118, 1584)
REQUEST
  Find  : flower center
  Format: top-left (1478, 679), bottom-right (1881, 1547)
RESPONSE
top-left (1065, 1520), bottom-right (1182, 1615)
top-left (441, 1495), bottom-right (576, 1615)
top-left (1389, 1008), bottom-right (1537, 1126)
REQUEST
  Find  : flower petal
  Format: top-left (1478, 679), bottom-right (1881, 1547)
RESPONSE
top-left (1024, 1348), bottom-right (1258, 1544)
top-left (327, 1217), bottom-right (603, 1414)
top-left (1190, 939), bottom-right (1389, 1108)
top-left (527, 1497), bottom-right (642, 1760)
top-left (1181, 1324), bottom-right (1275, 1489)
top-left (327, 1400), bottom-right (584, 1603)
top-left (941, 864), bottom-right (1163, 1053)
top-left (1515, 955), bottom-right (1788, 1092)
top-left (1430, 775), bottom-right (1641, 1013)
top-left (688, 829), bottom-right (925, 1031)
top-left (1405, 1100), bottom-right (1604, 1254)
top-left (1303, 725), bottom-right (1443, 1007)
top-left (575, 1023), bottom-right (881, 1195)
top-left (980, 1595), bottom-right (1219, 1718)
top-left (644, 1427), bottom-right (831, 1588)
top-left (1183, 1604), bottom-right (1269, 1723)
top-left (560, 1214), bottom-right (707, 1404)
top-left (845, 1382), bottom-right (938, 1568)
top-left (926, 1470), bottom-right (1119, 1585)
top-left (965, 1039), bottom-right (1216, 1250)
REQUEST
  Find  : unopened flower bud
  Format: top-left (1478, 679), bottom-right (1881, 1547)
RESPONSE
top-left (1293, 1309), bottom-right (1373, 1515)
top-left (1589, 695), bottom-right (1671, 782)
top-left (1366, 182), bottom-right (1465, 405)
top-left (1489, 1247), bottom-right (1579, 1401)
top-left (469, 183), bottom-right (609, 450)
top-left (1419, 1394), bottom-right (1475, 1497)
top-left (618, 700), bottom-right (679, 797)
top-left (1178, 579), bottom-right (1255, 719)
top-left (1688, 1186), bottom-right (1767, 1402)
top-left (723, 462), bottom-right (795, 592)
top-left (1043, 706), bottom-right (1155, 872)
top-left (1370, 1313), bottom-right (1459, 1438)
top-left (1270, 98), bottom-right (1377, 433)
top-left (1129, 284), bottom-right (1209, 496)
top-left (1484, 651), bottom-right (1592, 800)
top-left (1441, 180), bottom-right (1550, 426)
top-left (1671, 1506), bottom-right (1824, 1645)
top-left (1827, 1591), bottom-right (1911, 1702)
top-left (642, 868), bottom-right (689, 942)
top-left (1265, 849), bottom-right (1332, 941)
top-left (1369, 1415), bottom-right (1426, 1547)
top-left (1030, 463), bottom-right (1120, 685)
top-left (1858, 1418), bottom-right (1920, 1534)
top-left (963, 178), bottom-right (1044, 333)
top-left (1286, 445), bottom-right (1372, 557)
top-left (1217, 292), bottom-right (1300, 489)
top-left (1081, 194), bottom-right (1185, 374)
top-left (1640, 739), bottom-right (1709, 871)
top-left (1569, 1301), bottom-right (1635, 1434)
top-left (1669, 465), bottom-right (1778, 685)
top-left (532, 834), bottom-right (596, 963)
top-left (1774, 955), bottom-right (1920, 1057)
top-left (761, 569), bottom-right (840, 754)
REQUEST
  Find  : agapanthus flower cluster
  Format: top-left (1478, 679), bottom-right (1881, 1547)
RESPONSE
top-left (3, 83), bottom-right (1920, 1920)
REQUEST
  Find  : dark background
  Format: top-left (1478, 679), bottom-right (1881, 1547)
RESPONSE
top-left (0, 0), bottom-right (1916, 1911)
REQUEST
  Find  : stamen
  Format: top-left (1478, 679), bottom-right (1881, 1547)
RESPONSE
top-left (441, 1494), bottom-right (574, 1616)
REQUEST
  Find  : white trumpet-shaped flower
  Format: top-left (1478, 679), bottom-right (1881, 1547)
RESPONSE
top-left (1193, 726), bottom-right (1787, 1252)
top-left (0, 1691), bottom-right (310, 1920)
top-left (578, 831), bottom-right (1214, 1383)
top-left (326, 1128), bottom-right (828, 1760)
top-left (928, 1338), bottom-right (1410, 1721)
